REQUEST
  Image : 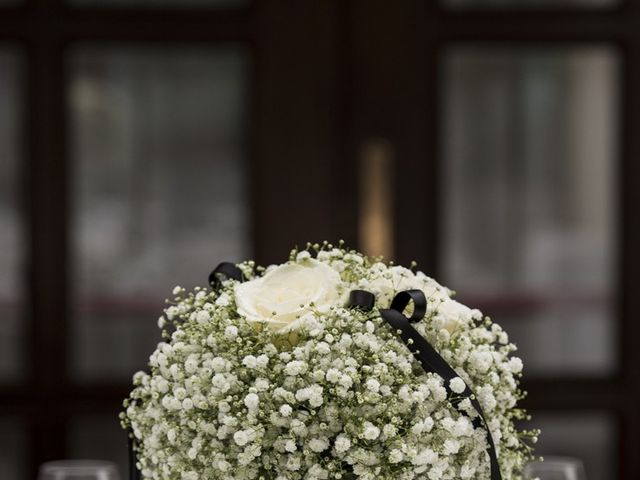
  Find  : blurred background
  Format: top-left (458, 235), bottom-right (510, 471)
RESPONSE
top-left (1, 1), bottom-right (639, 479)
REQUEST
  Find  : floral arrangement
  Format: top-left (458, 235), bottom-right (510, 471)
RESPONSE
top-left (122, 242), bottom-right (538, 480)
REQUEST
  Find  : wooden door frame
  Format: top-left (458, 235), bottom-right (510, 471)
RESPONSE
top-left (1, 0), bottom-right (638, 477)
top-left (349, 1), bottom-right (640, 478)
top-left (0, 1), bottom-right (347, 476)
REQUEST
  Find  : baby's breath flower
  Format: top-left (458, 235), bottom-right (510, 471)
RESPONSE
top-left (334, 434), bottom-right (351, 453)
top-left (362, 422), bottom-right (380, 440)
top-left (244, 393), bottom-right (259, 411)
top-left (224, 325), bottom-right (238, 340)
top-left (449, 376), bottom-right (466, 394)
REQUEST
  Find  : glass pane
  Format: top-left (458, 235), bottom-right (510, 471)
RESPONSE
top-left (70, 0), bottom-right (247, 7)
top-left (69, 415), bottom-right (128, 478)
top-left (529, 411), bottom-right (617, 480)
top-left (441, 47), bottom-right (619, 377)
top-left (69, 46), bottom-right (250, 381)
top-left (444, 0), bottom-right (616, 8)
top-left (0, 48), bottom-right (24, 381)
top-left (0, 418), bottom-right (26, 480)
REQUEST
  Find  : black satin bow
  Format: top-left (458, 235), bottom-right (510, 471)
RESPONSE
top-left (349, 289), bottom-right (502, 480)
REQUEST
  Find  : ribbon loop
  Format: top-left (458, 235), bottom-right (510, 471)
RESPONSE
top-left (208, 262), bottom-right (244, 288)
top-left (348, 290), bottom-right (376, 311)
top-left (389, 289), bottom-right (427, 323)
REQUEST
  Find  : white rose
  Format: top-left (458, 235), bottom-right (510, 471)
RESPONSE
top-left (234, 259), bottom-right (343, 332)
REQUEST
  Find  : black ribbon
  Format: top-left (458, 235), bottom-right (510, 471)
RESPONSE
top-left (349, 289), bottom-right (502, 480)
top-left (348, 290), bottom-right (376, 311)
top-left (208, 261), bottom-right (244, 288)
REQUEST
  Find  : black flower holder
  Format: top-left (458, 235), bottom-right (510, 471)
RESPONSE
top-left (128, 262), bottom-right (502, 480)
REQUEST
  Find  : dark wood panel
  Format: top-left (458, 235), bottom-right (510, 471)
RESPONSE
top-left (0, 2), bottom-right (252, 41)
top-left (25, 28), bottom-right (69, 477)
top-left (252, 0), bottom-right (344, 264)
top-left (618, 24), bottom-right (640, 480)
top-left (2, 2), bottom-right (637, 41)
top-left (350, 0), bottom-right (435, 268)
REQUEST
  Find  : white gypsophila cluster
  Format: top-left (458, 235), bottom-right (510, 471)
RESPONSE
top-left (122, 241), bottom-right (538, 480)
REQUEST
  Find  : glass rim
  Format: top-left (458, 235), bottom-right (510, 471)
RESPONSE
top-left (40, 459), bottom-right (119, 472)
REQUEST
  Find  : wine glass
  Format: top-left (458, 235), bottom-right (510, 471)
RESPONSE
top-left (38, 460), bottom-right (120, 480)
top-left (524, 456), bottom-right (587, 480)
